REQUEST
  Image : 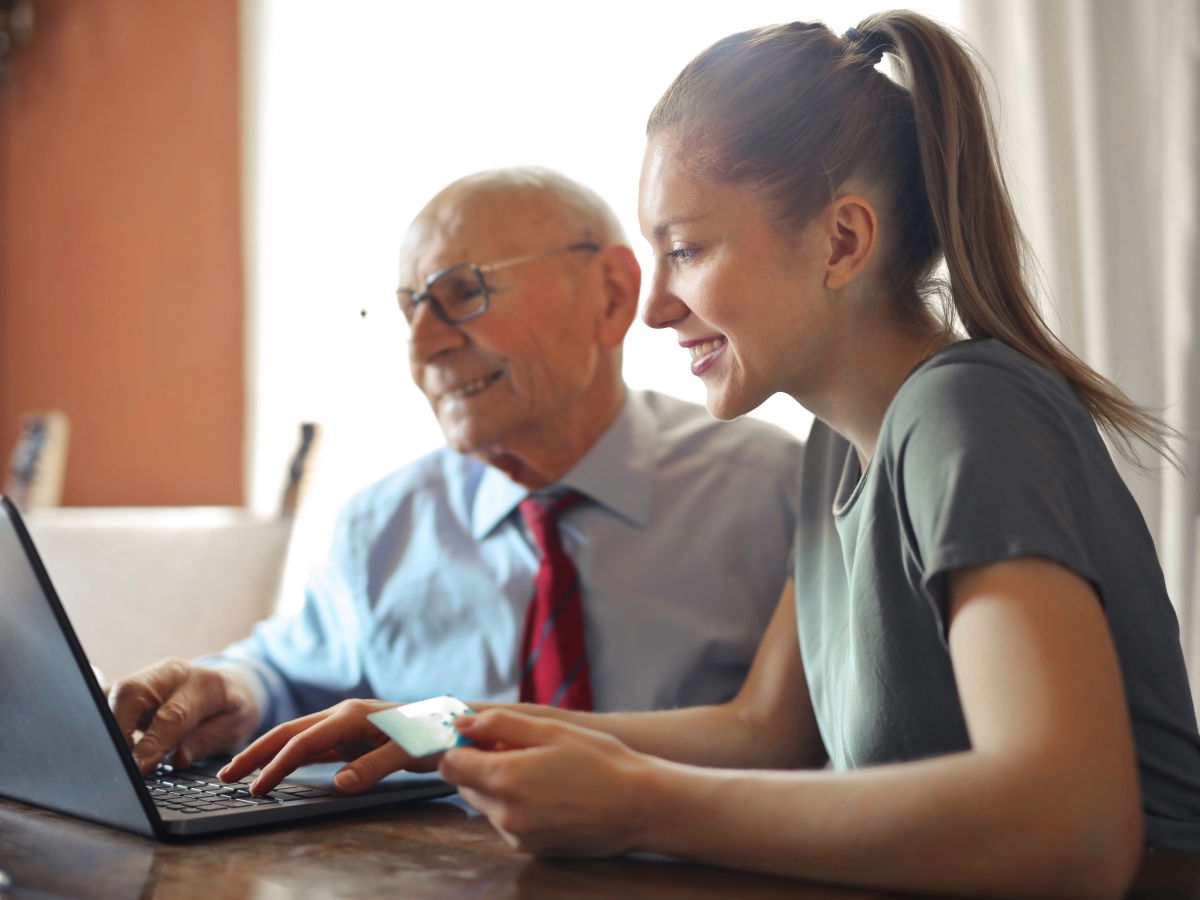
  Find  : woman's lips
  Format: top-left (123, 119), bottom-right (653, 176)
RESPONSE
top-left (685, 336), bottom-right (727, 376)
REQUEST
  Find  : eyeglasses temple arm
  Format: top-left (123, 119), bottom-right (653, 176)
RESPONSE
top-left (475, 242), bottom-right (602, 275)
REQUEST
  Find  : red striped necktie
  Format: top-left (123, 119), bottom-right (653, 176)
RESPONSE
top-left (518, 490), bottom-right (593, 710)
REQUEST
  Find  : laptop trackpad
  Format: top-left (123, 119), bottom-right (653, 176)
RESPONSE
top-left (189, 758), bottom-right (449, 796)
top-left (284, 762), bottom-right (448, 795)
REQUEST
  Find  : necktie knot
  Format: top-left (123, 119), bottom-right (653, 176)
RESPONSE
top-left (518, 490), bottom-right (586, 552)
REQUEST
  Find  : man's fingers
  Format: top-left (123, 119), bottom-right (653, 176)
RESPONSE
top-left (107, 659), bottom-right (190, 747)
top-left (129, 669), bottom-right (228, 773)
top-left (107, 681), bottom-right (156, 749)
top-left (173, 714), bottom-right (242, 770)
top-left (131, 698), bottom-right (202, 774)
top-left (455, 708), bottom-right (568, 749)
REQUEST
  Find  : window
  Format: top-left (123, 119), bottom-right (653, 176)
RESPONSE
top-left (247, 1), bottom-right (962, 605)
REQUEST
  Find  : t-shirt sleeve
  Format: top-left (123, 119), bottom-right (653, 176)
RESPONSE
top-left (886, 351), bottom-right (1102, 620)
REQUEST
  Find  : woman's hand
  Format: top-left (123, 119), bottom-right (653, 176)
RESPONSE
top-left (440, 707), bottom-right (659, 857)
top-left (218, 699), bottom-right (437, 795)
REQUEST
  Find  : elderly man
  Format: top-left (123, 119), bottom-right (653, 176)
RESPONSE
top-left (109, 168), bottom-right (802, 774)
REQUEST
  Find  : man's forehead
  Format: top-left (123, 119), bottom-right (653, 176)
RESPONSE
top-left (399, 187), bottom-right (573, 284)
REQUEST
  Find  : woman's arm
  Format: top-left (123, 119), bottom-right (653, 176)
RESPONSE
top-left (482, 579), bottom-right (824, 769)
top-left (222, 580), bottom-right (821, 791)
top-left (444, 556), bottom-right (1143, 900)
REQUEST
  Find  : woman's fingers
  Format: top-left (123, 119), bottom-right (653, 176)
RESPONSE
top-left (219, 710), bottom-right (330, 782)
top-left (439, 743), bottom-right (526, 794)
top-left (455, 784), bottom-right (521, 846)
top-left (455, 707), bottom-right (570, 749)
top-left (441, 718), bottom-right (655, 859)
top-left (247, 702), bottom-right (390, 794)
top-left (438, 746), bottom-right (485, 791)
top-left (331, 740), bottom-right (423, 793)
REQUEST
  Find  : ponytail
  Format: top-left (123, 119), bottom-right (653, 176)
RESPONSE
top-left (648, 10), bottom-right (1174, 466)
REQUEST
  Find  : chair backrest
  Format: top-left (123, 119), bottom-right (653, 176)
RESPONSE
top-left (24, 507), bottom-right (292, 682)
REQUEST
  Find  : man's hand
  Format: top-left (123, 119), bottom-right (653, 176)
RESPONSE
top-left (218, 699), bottom-right (438, 796)
top-left (106, 658), bottom-right (261, 774)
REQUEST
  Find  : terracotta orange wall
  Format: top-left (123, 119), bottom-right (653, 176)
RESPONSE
top-left (0, 0), bottom-right (243, 506)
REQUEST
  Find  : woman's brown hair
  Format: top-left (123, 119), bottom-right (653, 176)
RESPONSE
top-left (647, 10), bottom-right (1173, 466)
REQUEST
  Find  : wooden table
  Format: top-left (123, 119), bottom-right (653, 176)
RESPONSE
top-left (1, 794), bottom-right (1197, 899)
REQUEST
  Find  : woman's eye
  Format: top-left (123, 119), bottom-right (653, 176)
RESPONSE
top-left (667, 248), bottom-right (696, 262)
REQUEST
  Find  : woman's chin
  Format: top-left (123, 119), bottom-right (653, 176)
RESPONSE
top-left (703, 385), bottom-right (764, 421)
top-left (700, 379), bottom-right (777, 424)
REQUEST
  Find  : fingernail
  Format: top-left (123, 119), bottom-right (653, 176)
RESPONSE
top-left (217, 765), bottom-right (229, 780)
top-left (249, 778), bottom-right (261, 794)
top-left (334, 769), bottom-right (360, 792)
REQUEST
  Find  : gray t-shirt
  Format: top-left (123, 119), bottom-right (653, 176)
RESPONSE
top-left (794, 338), bottom-right (1200, 851)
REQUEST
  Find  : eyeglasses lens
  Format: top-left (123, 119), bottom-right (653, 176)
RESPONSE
top-left (429, 265), bottom-right (487, 323)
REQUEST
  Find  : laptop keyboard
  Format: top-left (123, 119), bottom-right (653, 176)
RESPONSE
top-left (145, 764), bottom-right (335, 815)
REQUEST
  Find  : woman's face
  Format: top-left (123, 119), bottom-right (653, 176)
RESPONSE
top-left (638, 134), bottom-right (840, 420)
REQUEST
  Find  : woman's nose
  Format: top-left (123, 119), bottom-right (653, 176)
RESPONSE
top-left (641, 266), bottom-right (690, 331)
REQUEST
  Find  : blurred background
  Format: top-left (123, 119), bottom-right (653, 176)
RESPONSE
top-left (1, 1), bottom-right (1197, 694)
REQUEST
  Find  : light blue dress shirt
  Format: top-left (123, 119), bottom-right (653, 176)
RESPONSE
top-left (209, 390), bottom-right (802, 731)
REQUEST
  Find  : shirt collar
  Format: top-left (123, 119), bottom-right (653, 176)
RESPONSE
top-left (470, 390), bottom-right (657, 540)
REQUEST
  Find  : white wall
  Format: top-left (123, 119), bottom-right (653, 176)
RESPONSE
top-left (246, 0), bottom-right (962, 611)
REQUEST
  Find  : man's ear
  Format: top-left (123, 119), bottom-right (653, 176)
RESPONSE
top-left (824, 193), bottom-right (878, 290)
top-left (596, 244), bottom-right (641, 349)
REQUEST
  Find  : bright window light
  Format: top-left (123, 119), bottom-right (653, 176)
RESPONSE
top-left (248, 0), bottom-right (962, 606)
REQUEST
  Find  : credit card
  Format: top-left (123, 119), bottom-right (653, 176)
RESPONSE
top-left (366, 695), bottom-right (475, 758)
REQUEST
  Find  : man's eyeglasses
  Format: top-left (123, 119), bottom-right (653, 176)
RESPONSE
top-left (398, 242), bottom-right (601, 325)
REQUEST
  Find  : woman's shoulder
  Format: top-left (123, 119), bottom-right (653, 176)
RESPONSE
top-left (901, 338), bottom-right (1077, 402)
top-left (883, 339), bottom-right (1096, 452)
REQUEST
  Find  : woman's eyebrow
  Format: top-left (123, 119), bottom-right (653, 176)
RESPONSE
top-left (652, 214), bottom-right (704, 238)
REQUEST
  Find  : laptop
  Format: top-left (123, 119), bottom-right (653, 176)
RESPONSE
top-left (0, 495), bottom-right (455, 838)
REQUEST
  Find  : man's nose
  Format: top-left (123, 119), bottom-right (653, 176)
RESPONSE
top-left (641, 265), bottom-right (690, 331)
top-left (408, 302), bottom-right (467, 363)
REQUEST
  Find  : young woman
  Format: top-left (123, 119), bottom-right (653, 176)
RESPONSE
top-left (222, 12), bottom-right (1200, 897)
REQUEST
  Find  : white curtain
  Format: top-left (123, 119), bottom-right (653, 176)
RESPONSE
top-left (961, 1), bottom-right (1200, 693)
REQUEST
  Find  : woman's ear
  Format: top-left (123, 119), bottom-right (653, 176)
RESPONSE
top-left (596, 244), bottom-right (641, 349)
top-left (824, 193), bottom-right (878, 290)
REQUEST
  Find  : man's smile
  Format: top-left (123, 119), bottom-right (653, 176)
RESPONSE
top-left (438, 370), bottom-right (504, 402)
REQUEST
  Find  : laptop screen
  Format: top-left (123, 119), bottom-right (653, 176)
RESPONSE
top-left (0, 498), bottom-right (154, 836)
